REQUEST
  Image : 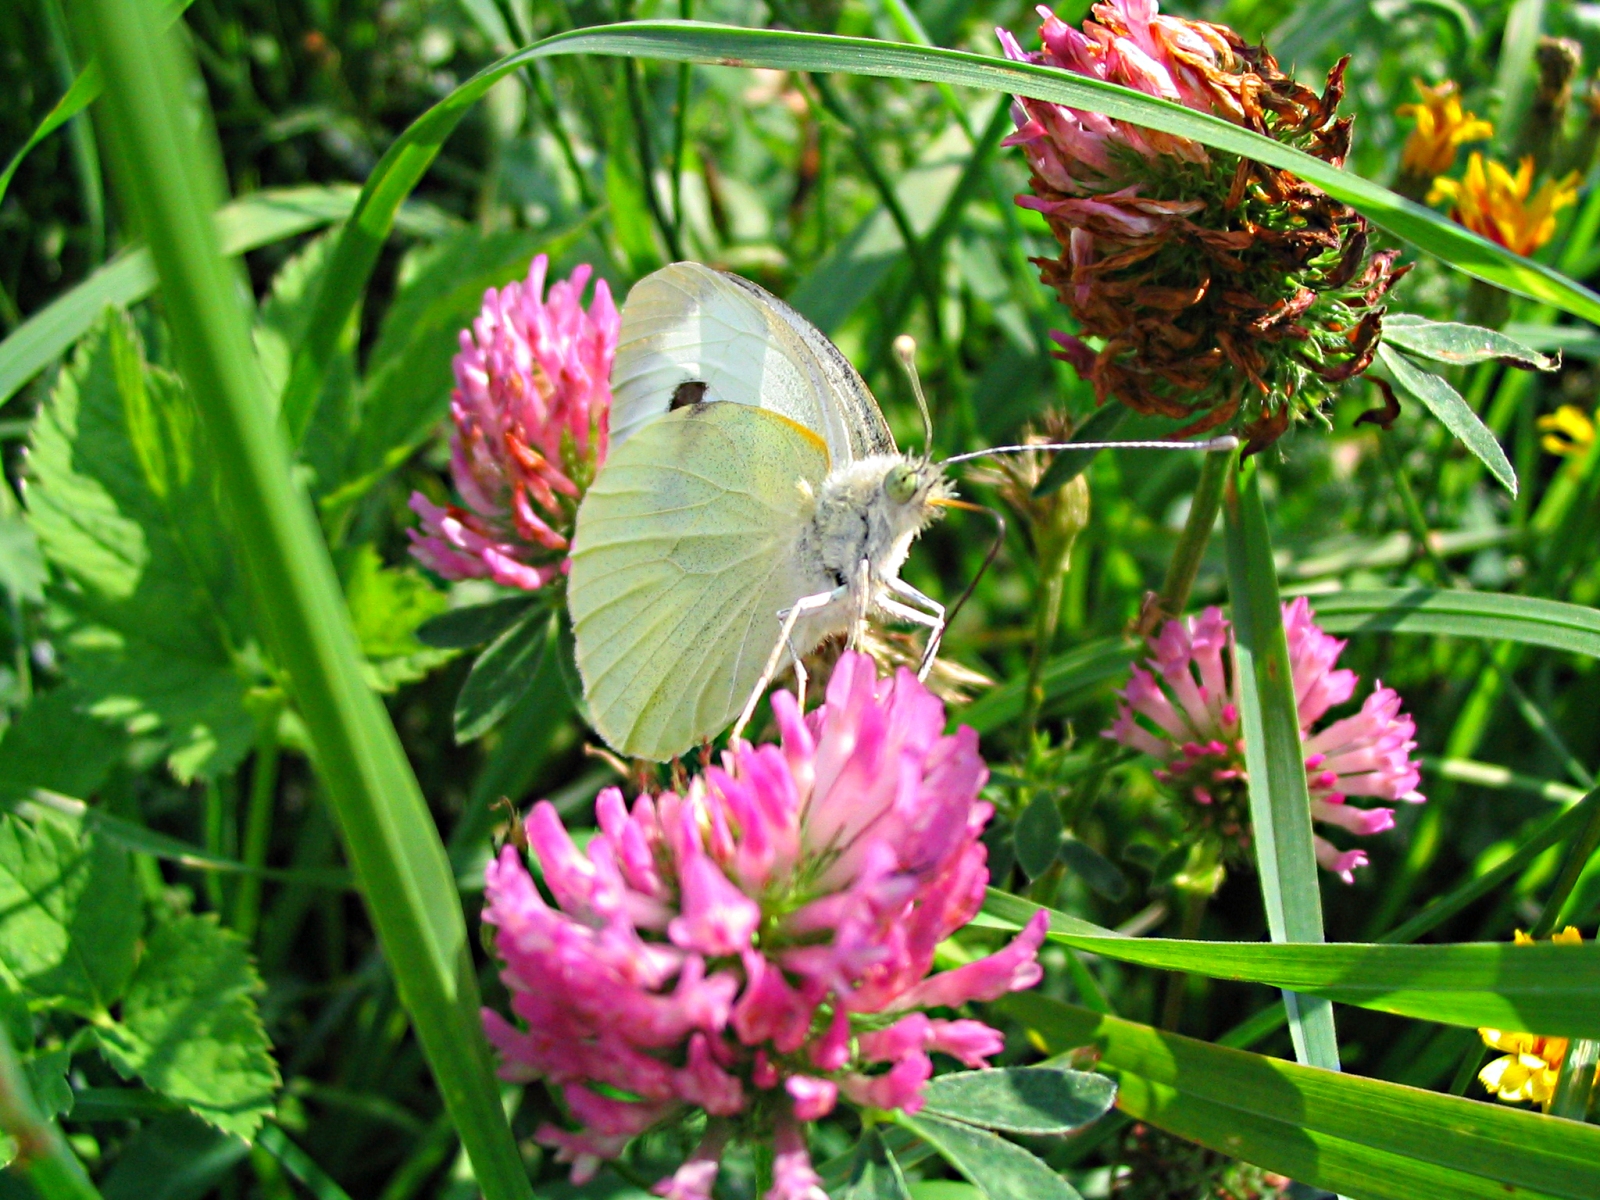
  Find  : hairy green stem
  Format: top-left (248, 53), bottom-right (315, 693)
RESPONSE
top-left (1022, 567), bottom-right (1067, 739)
top-left (234, 697), bottom-right (285, 941)
top-left (74, 4), bottom-right (533, 1194)
top-left (1153, 448), bottom-right (1230, 624)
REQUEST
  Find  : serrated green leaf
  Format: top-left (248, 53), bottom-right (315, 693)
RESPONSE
top-left (0, 688), bottom-right (126, 804)
top-left (1004, 993), bottom-right (1600, 1200)
top-left (1013, 792), bottom-right (1062, 880)
top-left (840, 1127), bottom-right (913, 1200)
top-left (97, 914), bottom-right (279, 1140)
top-left (455, 608), bottom-right (553, 742)
top-left (0, 813), bottom-right (139, 1015)
top-left (25, 314), bottom-right (257, 781)
top-left (899, 1112), bottom-right (1082, 1200)
top-left (415, 593), bottom-right (541, 649)
top-left (0, 515), bottom-right (46, 605)
top-left (343, 544), bottom-right (457, 693)
top-left (1382, 314), bottom-right (1559, 370)
top-left (1376, 343), bottom-right (1517, 496)
top-left (921, 1067), bottom-right (1115, 1135)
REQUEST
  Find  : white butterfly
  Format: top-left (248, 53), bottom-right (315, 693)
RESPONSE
top-left (568, 262), bottom-right (1232, 762)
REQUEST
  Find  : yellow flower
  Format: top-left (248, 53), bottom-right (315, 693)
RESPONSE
top-left (1538, 405), bottom-right (1596, 457)
top-left (1429, 154), bottom-right (1581, 256)
top-left (1478, 927), bottom-right (1583, 1106)
top-left (1398, 80), bottom-right (1493, 177)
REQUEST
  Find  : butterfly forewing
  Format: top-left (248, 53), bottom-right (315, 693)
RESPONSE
top-left (609, 262), bottom-right (894, 465)
top-left (569, 402), bottom-right (831, 761)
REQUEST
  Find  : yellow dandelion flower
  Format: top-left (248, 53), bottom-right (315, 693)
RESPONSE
top-left (1430, 154), bottom-right (1581, 256)
top-left (1398, 80), bottom-right (1493, 177)
top-left (1478, 927), bottom-right (1583, 1106)
top-left (1537, 405), bottom-right (1596, 457)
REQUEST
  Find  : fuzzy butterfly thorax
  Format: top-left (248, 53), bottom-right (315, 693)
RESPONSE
top-left (799, 455), bottom-right (953, 597)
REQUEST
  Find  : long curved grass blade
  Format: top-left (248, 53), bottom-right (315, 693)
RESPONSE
top-left (978, 886), bottom-right (1600, 1038)
top-left (1309, 588), bottom-right (1600, 657)
top-left (274, 20), bottom-right (1600, 441)
top-left (1223, 458), bottom-right (1340, 1070)
top-left (74, 4), bottom-right (532, 1196)
top-left (0, 186), bottom-right (456, 410)
top-left (0, 63), bottom-right (103, 213)
top-left (1003, 993), bottom-right (1600, 1200)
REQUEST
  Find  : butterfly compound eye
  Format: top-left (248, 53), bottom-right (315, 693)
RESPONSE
top-left (884, 462), bottom-right (918, 505)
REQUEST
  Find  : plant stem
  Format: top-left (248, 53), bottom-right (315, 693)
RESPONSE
top-left (1549, 1038), bottom-right (1599, 1122)
top-left (0, 1032), bottom-right (101, 1200)
top-left (75, 5), bottom-right (533, 1196)
top-left (1022, 566), bottom-right (1066, 739)
top-left (1152, 448), bottom-right (1230, 625)
top-left (235, 696), bottom-right (285, 941)
top-left (671, 0), bottom-right (693, 248)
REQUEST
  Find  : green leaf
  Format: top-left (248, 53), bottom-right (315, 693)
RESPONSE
top-left (0, 185), bottom-right (456, 412)
top-left (0, 688), bottom-right (126, 804)
top-left (26, 314), bottom-right (257, 781)
top-left (958, 639), bottom-right (1136, 735)
top-left (79, 2), bottom-right (530, 1194)
top-left (1013, 792), bottom-right (1062, 880)
top-left (1501, 322), bottom-right (1600, 359)
top-left (1222, 459), bottom-right (1338, 1070)
top-left (1028, 402), bottom-right (1127, 499)
top-left (0, 813), bottom-right (140, 1015)
top-left (0, 1047), bottom-right (74, 1170)
top-left (454, 608), bottom-right (554, 742)
top-left (1382, 314), bottom-right (1559, 370)
top-left (978, 887), bottom-right (1600, 1038)
top-left (1057, 838), bottom-right (1128, 902)
top-left (1003, 993), bottom-right (1600, 1200)
top-left (1376, 343), bottom-right (1517, 496)
top-left (920, 1067), bottom-right (1115, 1135)
top-left (0, 514), bottom-right (47, 605)
top-left (343, 545), bottom-right (456, 693)
top-left (898, 1112), bottom-right (1082, 1200)
top-left (415, 593), bottom-right (541, 649)
top-left (839, 1127), bottom-right (913, 1200)
top-left (97, 915), bottom-right (279, 1140)
top-left (98, 1114), bottom-right (249, 1200)
top-left (1308, 588), bottom-right (1600, 658)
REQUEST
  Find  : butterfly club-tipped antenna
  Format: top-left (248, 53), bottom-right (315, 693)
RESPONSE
top-left (894, 334), bottom-right (935, 458)
top-left (940, 434), bottom-right (1239, 467)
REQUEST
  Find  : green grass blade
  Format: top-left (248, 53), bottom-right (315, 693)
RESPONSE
top-left (1003, 993), bottom-right (1600, 1200)
top-left (1223, 457), bottom-right (1339, 1070)
top-left (957, 638), bottom-right (1136, 734)
top-left (0, 186), bottom-right (456, 410)
top-left (1377, 344), bottom-right (1517, 495)
top-left (0, 62), bottom-right (103, 213)
top-left (978, 887), bottom-right (1600, 1038)
top-left (1309, 588), bottom-right (1600, 657)
top-left (74, 4), bottom-right (532, 1197)
top-left (275, 21), bottom-right (1600, 436)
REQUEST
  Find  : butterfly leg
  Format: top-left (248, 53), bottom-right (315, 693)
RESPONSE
top-left (884, 577), bottom-right (948, 680)
top-left (847, 557), bottom-right (871, 650)
top-left (731, 585), bottom-right (846, 745)
top-left (878, 596), bottom-right (946, 681)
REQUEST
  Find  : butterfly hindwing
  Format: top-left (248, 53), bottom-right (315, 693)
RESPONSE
top-left (568, 401), bottom-right (832, 761)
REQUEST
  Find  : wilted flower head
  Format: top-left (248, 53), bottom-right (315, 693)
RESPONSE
top-left (1396, 80), bottom-right (1492, 180)
top-left (482, 651), bottom-right (1048, 1197)
top-left (1429, 154), bottom-right (1579, 257)
top-left (1479, 927), bottom-right (1584, 1107)
top-left (1107, 598), bottom-right (1423, 883)
top-left (998, 2), bottom-right (1408, 452)
top-left (1538, 404), bottom-right (1596, 457)
top-left (409, 255), bottom-right (618, 591)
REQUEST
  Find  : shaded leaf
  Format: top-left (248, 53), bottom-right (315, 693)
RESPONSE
top-left (0, 813), bottom-right (139, 1015)
top-left (97, 915), bottom-right (280, 1140)
top-left (959, 639), bottom-right (1136, 735)
top-left (839, 1126), bottom-right (913, 1200)
top-left (99, 1114), bottom-right (249, 1200)
top-left (1057, 838), bottom-right (1128, 902)
top-left (0, 688), bottom-right (126, 804)
top-left (416, 593), bottom-right (542, 649)
top-left (1013, 792), bottom-right (1062, 880)
top-left (26, 315), bottom-right (257, 780)
top-left (0, 515), bottom-right (46, 605)
top-left (455, 608), bottom-right (553, 741)
top-left (1382, 314), bottom-right (1559, 370)
top-left (1030, 401), bottom-right (1128, 498)
top-left (899, 1112), bottom-right (1082, 1200)
top-left (921, 1066), bottom-right (1116, 1135)
top-left (1376, 343), bottom-right (1517, 496)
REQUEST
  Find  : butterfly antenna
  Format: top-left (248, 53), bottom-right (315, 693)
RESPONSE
top-left (894, 335), bottom-right (935, 457)
top-left (940, 435), bottom-right (1238, 467)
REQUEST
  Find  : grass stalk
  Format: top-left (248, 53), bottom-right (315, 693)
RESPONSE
top-left (73, 3), bottom-right (533, 1195)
